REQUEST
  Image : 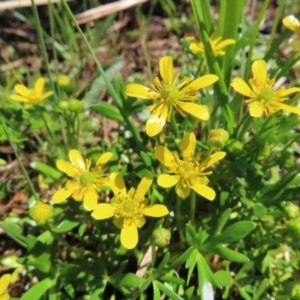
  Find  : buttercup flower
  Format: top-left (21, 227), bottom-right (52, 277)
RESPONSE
top-left (57, 75), bottom-right (70, 86)
top-left (0, 273), bottom-right (11, 300)
top-left (231, 60), bottom-right (300, 117)
top-left (283, 15), bottom-right (300, 51)
top-left (186, 32), bottom-right (236, 56)
top-left (10, 78), bottom-right (53, 104)
top-left (125, 56), bottom-right (218, 137)
top-left (52, 149), bottom-right (113, 211)
top-left (91, 174), bottom-right (169, 249)
top-left (155, 132), bottom-right (226, 200)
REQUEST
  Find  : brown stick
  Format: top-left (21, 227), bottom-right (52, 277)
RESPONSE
top-left (0, 0), bottom-right (71, 11)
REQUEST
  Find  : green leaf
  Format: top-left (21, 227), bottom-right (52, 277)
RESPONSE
top-left (152, 281), bottom-right (162, 300)
top-left (185, 248), bottom-right (198, 285)
top-left (140, 151), bottom-right (152, 166)
top-left (120, 273), bottom-right (144, 288)
top-left (54, 219), bottom-right (80, 233)
top-left (0, 221), bottom-right (26, 248)
top-left (208, 221), bottom-right (255, 244)
top-left (30, 162), bottom-right (62, 180)
top-left (139, 278), bottom-right (152, 293)
top-left (213, 245), bottom-right (249, 263)
top-left (159, 275), bottom-right (185, 285)
top-left (91, 101), bottom-right (123, 121)
top-left (253, 204), bottom-right (266, 219)
top-left (185, 224), bottom-right (199, 247)
top-left (155, 280), bottom-right (184, 300)
top-left (20, 278), bottom-right (56, 300)
top-left (215, 208), bottom-right (231, 234)
top-left (253, 279), bottom-right (268, 300)
top-left (165, 247), bottom-right (193, 272)
top-left (156, 252), bottom-right (170, 274)
top-left (214, 270), bottom-right (233, 287)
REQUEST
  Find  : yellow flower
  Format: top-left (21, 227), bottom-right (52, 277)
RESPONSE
top-left (186, 32), bottom-right (236, 56)
top-left (57, 75), bottom-right (70, 86)
top-left (231, 60), bottom-right (300, 117)
top-left (52, 149), bottom-right (113, 211)
top-left (10, 78), bottom-right (53, 104)
top-left (125, 56), bottom-right (218, 137)
top-left (283, 15), bottom-right (300, 51)
top-left (29, 202), bottom-right (54, 225)
top-left (155, 132), bottom-right (226, 200)
top-left (0, 273), bottom-right (11, 300)
top-left (91, 174), bottom-right (169, 249)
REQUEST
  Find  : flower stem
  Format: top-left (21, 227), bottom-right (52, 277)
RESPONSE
top-left (170, 111), bottom-right (181, 140)
top-left (190, 191), bottom-right (196, 227)
top-left (176, 197), bottom-right (185, 242)
top-left (0, 115), bottom-right (39, 201)
top-left (151, 241), bottom-right (157, 267)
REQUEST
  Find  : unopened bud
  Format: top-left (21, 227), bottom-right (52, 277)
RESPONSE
top-left (208, 128), bottom-right (229, 149)
top-left (152, 227), bottom-right (171, 247)
top-left (58, 100), bottom-right (69, 111)
top-left (282, 202), bottom-right (300, 219)
top-left (57, 75), bottom-right (70, 86)
top-left (261, 215), bottom-right (275, 229)
top-left (68, 99), bottom-right (84, 112)
top-left (226, 139), bottom-right (244, 157)
top-left (276, 151), bottom-right (295, 169)
top-left (29, 202), bottom-right (53, 225)
top-left (287, 219), bottom-right (300, 239)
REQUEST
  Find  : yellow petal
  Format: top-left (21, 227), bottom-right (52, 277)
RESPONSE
top-left (289, 38), bottom-right (300, 51)
top-left (215, 39), bottom-right (236, 50)
top-left (91, 203), bottom-right (115, 220)
top-left (14, 84), bottom-right (30, 96)
top-left (9, 95), bottom-right (29, 102)
top-left (248, 101), bottom-right (264, 117)
top-left (181, 132), bottom-right (196, 160)
top-left (177, 102), bottom-right (209, 120)
top-left (96, 152), bottom-right (113, 166)
top-left (278, 103), bottom-right (300, 115)
top-left (185, 36), bottom-right (198, 42)
top-left (125, 83), bottom-right (159, 99)
top-left (34, 78), bottom-right (45, 95)
top-left (280, 87), bottom-right (300, 97)
top-left (231, 78), bottom-right (253, 97)
top-left (145, 109), bottom-right (168, 137)
top-left (157, 174), bottom-right (179, 188)
top-left (0, 274), bottom-right (11, 294)
top-left (182, 74), bottom-right (218, 91)
top-left (252, 60), bottom-right (267, 83)
top-left (159, 56), bottom-right (174, 85)
top-left (52, 189), bottom-right (72, 204)
top-left (192, 183), bottom-right (215, 200)
top-left (134, 216), bottom-right (146, 228)
top-left (155, 146), bottom-right (176, 167)
top-left (69, 149), bottom-right (86, 171)
top-left (40, 91), bottom-right (54, 100)
top-left (283, 15), bottom-right (300, 33)
top-left (136, 175), bottom-right (153, 200)
top-left (143, 204), bottom-right (169, 217)
top-left (175, 181), bottom-right (191, 199)
top-left (83, 188), bottom-right (99, 211)
top-left (110, 173), bottom-right (127, 195)
top-left (201, 152), bottom-right (226, 169)
top-left (190, 42), bottom-right (204, 53)
top-left (56, 159), bottom-right (81, 177)
top-left (121, 224), bottom-right (138, 249)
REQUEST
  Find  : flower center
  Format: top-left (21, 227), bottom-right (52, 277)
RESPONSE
top-left (256, 87), bottom-right (274, 103)
top-left (28, 90), bottom-right (41, 101)
top-left (178, 161), bottom-right (197, 180)
top-left (80, 171), bottom-right (96, 186)
top-left (161, 84), bottom-right (179, 104)
top-left (123, 200), bottom-right (135, 213)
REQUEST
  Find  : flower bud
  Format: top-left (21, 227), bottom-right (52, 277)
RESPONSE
top-left (261, 215), bottom-right (275, 229)
top-left (152, 227), bottom-right (171, 247)
top-left (57, 75), bottom-right (70, 86)
top-left (276, 151), bottom-right (295, 169)
top-left (287, 219), bottom-right (300, 239)
top-left (68, 99), bottom-right (84, 112)
top-left (208, 128), bottom-right (229, 149)
top-left (225, 139), bottom-right (244, 158)
top-left (29, 202), bottom-right (53, 225)
top-left (256, 142), bottom-right (271, 162)
top-left (245, 137), bottom-right (271, 162)
top-left (282, 202), bottom-right (300, 219)
top-left (58, 100), bottom-right (69, 111)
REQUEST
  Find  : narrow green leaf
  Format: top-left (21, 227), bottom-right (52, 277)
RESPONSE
top-left (90, 102), bottom-right (123, 122)
top-left (185, 248), bottom-right (198, 285)
top-left (156, 252), bottom-right (170, 274)
top-left (21, 278), bottom-right (56, 300)
top-left (213, 245), bottom-right (249, 263)
top-left (153, 281), bottom-right (162, 300)
top-left (54, 219), bottom-right (80, 233)
top-left (120, 273), bottom-right (144, 288)
top-left (185, 224), bottom-right (199, 247)
top-left (155, 280), bottom-right (184, 300)
top-left (0, 221), bottom-right (26, 248)
top-left (30, 161), bottom-right (62, 180)
top-left (165, 247), bottom-right (193, 272)
top-left (253, 279), bottom-right (268, 300)
top-left (159, 275), bottom-right (185, 285)
top-left (215, 208), bottom-right (231, 234)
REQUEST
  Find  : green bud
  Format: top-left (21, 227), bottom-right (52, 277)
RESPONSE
top-left (276, 151), bottom-right (295, 169)
top-left (68, 99), bottom-right (84, 112)
top-left (225, 139), bottom-right (244, 158)
top-left (287, 219), bottom-right (300, 239)
top-left (261, 215), bottom-right (276, 229)
top-left (29, 202), bottom-right (53, 225)
top-left (282, 202), bottom-right (300, 219)
top-left (208, 128), bottom-right (229, 149)
top-left (292, 283), bottom-right (300, 299)
top-left (152, 227), bottom-right (171, 247)
top-left (256, 142), bottom-right (271, 161)
top-left (58, 100), bottom-right (69, 111)
top-left (57, 75), bottom-right (70, 86)
top-left (245, 137), bottom-right (271, 162)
